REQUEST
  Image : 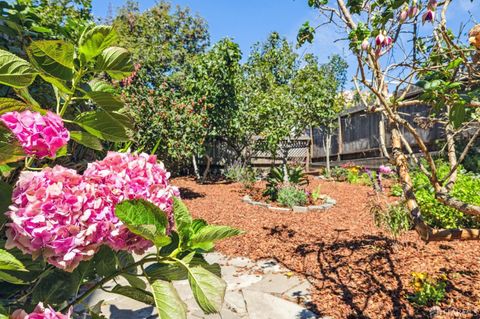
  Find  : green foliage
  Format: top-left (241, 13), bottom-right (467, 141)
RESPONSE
top-left (390, 183), bottom-right (403, 197)
top-left (311, 185), bottom-right (322, 202)
top-left (408, 273), bottom-right (448, 307)
top-left (372, 202), bottom-right (412, 237)
top-left (124, 82), bottom-right (208, 169)
top-left (224, 161), bottom-right (256, 189)
top-left (263, 165), bottom-right (308, 201)
top-left (277, 186), bottom-right (308, 208)
top-left (412, 162), bottom-right (480, 228)
top-left (330, 166), bottom-right (349, 181)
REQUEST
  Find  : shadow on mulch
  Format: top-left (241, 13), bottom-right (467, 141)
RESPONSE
top-left (178, 187), bottom-right (205, 200)
top-left (293, 235), bottom-right (433, 319)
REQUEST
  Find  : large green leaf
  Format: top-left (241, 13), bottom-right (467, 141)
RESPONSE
top-left (187, 265), bottom-right (226, 314)
top-left (0, 98), bottom-right (28, 115)
top-left (146, 256), bottom-right (221, 281)
top-left (111, 285), bottom-right (154, 305)
top-left (191, 225), bottom-right (242, 248)
top-left (79, 26), bottom-right (118, 63)
top-left (0, 131), bottom-right (25, 165)
top-left (27, 40), bottom-right (74, 81)
top-left (32, 269), bottom-right (80, 304)
top-left (74, 110), bottom-right (131, 142)
top-left (150, 280), bottom-right (187, 319)
top-left (0, 270), bottom-right (24, 284)
top-left (93, 246), bottom-right (116, 277)
top-left (172, 198), bottom-right (193, 244)
top-left (0, 249), bottom-right (26, 272)
top-left (115, 199), bottom-right (171, 247)
top-left (95, 47), bottom-right (134, 80)
top-left (87, 91), bottom-right (124, 112)
top-left (89, 79), bottom-right (115, 93)
top-left (0, 181), bottom-right (12, 221)
top-left (121, 273), bottom-right (147, 290)
top-left (0, 49), bottom-right (37, 88)
top-left (70, 130), bottom-right (103, 151)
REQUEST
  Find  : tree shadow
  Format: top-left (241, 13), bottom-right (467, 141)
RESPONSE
top-left (294, 234), bottom-right (416, 319)
top-left (109, 305), bottom-right (156, 319)
top-left (178, 187), bottom-right (205, 200)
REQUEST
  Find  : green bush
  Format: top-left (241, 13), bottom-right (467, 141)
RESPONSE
top-left (224, 162), bottom-right (256, 189)
top-left (372, 202), bottom-right (412, 237)
top-left (277, 186), bottom-right (307, 208)
top-left (412, 161), bottom-right (480, 228)
top-left (263, 165), bottom-right (307, 201)
top-left (330, 166), bottom-right (348, 180)
top-left (390, 183), bottom-right (403, 197)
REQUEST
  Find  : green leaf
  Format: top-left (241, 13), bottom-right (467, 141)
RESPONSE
top-left (0, 49), bottom-right (37, 88)
top-left (0, 131), bottom-right (25, 165)
top-left (450, 104), bottom-right (466, 129)
top-left (70, 130), bottom-right (103, 151)
top-left (87, 91), bottom-right (124, 112)
top-left (27, 40), bottom-right (74, 81)
top-left (191, 219), bottom-right (208, 233)
top-left (74, 110), bottom-right (131, 142)
top-left (0, 98), bottom-right (28, 115)
top-left (145, 262), bottom-right (187, 281)
top-left (0, 270), bottom-right (25, 284)
top-left (0, 249), bottom-right (26, 272)
top-left (115, 199), bottom-right (171, 247)
top-left (95, 47), bottom-right (134, 80)
top-left (111, 285), bottom-right (154, 305)
top-left (187, 265), bottom-right (226, 314)
top-left (172, 197), bottom-right (192, 243)
top-left (121, 273), bottom-right (147, 290)
top-left (79, 25), bottom-right (118, 63)
top-left (0, 177), bottom-right (13, 220)
top-left (150, 280), bottom-right (187, 319)
top-left (89, 79), bottom-right (115, 93)
top-left (32, 269), bottom-right (80, 304)
top-left (93, 246), bottom-right (116, 277)
top-left (191, 225), bottom-right (242, 246)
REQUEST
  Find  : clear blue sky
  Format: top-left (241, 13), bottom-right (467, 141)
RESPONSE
top-left (92, 0), bottom-right (479, 87)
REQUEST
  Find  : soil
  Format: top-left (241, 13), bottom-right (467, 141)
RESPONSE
top-left (172, 176), bottom-right (480, 319)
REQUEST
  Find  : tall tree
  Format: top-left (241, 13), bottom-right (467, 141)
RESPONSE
top-left (293, 54), bottom-right (348, 175)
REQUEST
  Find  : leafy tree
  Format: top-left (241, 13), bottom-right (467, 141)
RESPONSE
top-left (113, 0), bottom-right (210, 87)
top-left (242, 32), bottom-right (300, 179)
top-left (293, 54), bottom-right (348, 175)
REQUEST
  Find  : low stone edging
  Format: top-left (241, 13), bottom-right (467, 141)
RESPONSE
top-left (242, 195), bottom-right (336, 212)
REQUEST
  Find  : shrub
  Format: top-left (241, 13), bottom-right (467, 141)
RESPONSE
top-left (224, 161), bottom-right (256, 189)
top-left (372, 202), bottom-right (412, 237)
top-left (412, 161), bottom-right (480, 228)
top-left (311, 185), bottom-right (322, 202)
top-left (330, 166), bottom-right (348, 181)
top-left (277, 186), bottom-right (308, 208)
top-left (263, 165), bottom-right (308, 201)
top-left (390, 183), bottom-right (403, 197)
top-left (408, 272), bottom-right (448, 306)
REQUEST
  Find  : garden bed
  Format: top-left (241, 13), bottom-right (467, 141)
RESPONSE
top-left (173, 176), bottom-right (480, 318)
top-left (241, 194), bottom-right (336, 212)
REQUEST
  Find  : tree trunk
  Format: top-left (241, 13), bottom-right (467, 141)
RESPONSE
top-left (192, 155), bottom-right (200, 180)
top-left (201, 155), bottom-right (212, 184)
top-left (281, 145), bottom-right (289, 184)
top-left (445, 121), bottom-right (458, 191)
top-left (325, 133), bottom-right (332, 177)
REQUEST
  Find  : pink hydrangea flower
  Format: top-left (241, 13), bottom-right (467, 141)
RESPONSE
top-left (0, 111), bottom-right (69, 158)
top-left (10, 303), bottom-right (71, 319)
top-left (83, 152), bottom-right (179, 252)
top-left (5, 166), bottom-right (102, 271)
top-left (5, 152), bottom-right (179, 271)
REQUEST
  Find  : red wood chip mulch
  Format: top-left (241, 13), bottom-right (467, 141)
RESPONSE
top-left (172, 176), bottom-right (480, 319)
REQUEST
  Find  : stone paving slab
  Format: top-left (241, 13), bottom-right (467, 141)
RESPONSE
top-left (83, 252), bottom-right (319, 319)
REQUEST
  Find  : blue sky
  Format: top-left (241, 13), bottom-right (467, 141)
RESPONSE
top-left (92, 0), bottom-right (480, 87)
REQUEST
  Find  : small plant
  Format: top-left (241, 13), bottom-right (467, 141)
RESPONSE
top-left (390, 183), bottom-right (403, 197)
top-left (408, 272), bottom-right (448, 306)
top-left (311, 185), bottom-right (322, 203)
top-left (330, 166), bottom-right (348, 181)
top-left (263, 165), bottom-right (308, 200)
top-left (372, 202), bottom-right (412, 237)
top-left (224, 161), bottom-right (256, 189)
top-left (277, 186), bottom-right (308, 208)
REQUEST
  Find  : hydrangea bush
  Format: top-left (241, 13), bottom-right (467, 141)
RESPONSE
top-left (0, 23), bottom-right (241, 319)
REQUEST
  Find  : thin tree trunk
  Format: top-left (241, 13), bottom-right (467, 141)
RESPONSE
top-left (201, 155), bottom-right (212, 184)
top-left (325, 133), bottom-right (332, 177)
top-left (445, 121), bottom-right (458, 191)
top-left (192, 155), bottom-right (200, 180)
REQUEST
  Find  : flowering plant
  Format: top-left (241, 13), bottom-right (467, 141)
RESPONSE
top-left (0, 23), bottom-right (241, 319)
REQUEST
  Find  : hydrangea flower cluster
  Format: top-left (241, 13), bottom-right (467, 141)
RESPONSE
top-left (10, 303), bottom-right (71, 319)
top-left (0, 111), bottom-right (69, 158)
top-left (5, 152), bottom-right (179, 271)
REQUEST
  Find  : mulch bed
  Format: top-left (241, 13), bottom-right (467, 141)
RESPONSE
top-left (173, 176), bottom-right (480, 319)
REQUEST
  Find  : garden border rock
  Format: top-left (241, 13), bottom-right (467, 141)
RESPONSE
top-left (242, 195), bottom-right (336, 212)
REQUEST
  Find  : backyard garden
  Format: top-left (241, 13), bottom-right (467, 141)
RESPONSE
top-left (0, 0), bottom-right (479, 318)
